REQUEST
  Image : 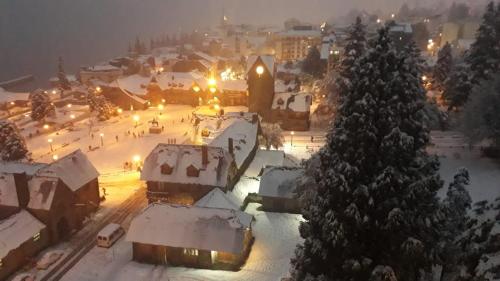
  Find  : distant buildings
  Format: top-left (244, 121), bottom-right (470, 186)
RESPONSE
top-left (388, 23), bottom-right (414, 51)
top-left (440, 21), bottom-right (480, 54)
top-left (79, 64), bottom-right (124, 85)
top-left (274, 26), bottom-right (322, 61)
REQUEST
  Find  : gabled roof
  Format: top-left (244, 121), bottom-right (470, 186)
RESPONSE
top-left (0, 173), bottom-right (18, 207)
top-left (126, 204), bottom-right (252, 254)
top-left (272, 92), bottom-right (312, 113)
top-left (27, 176), bottom-right (59, 211)
top-left (194, 188), bottom-right (240, 210)
top-left (0, 87), bottom-right (30, 103)
top-left (141, 144), bottom-right (233, 188)
top-left (258, 166), bottom-right (304, 199)
top-left (0, 210), bottom-right (46, 259)
top-left (36, 150), bottom-right (99, 192)
top-left (246, 55), bottom-right (275, 76)
top-left (0, 162), bottom-right (45, 176)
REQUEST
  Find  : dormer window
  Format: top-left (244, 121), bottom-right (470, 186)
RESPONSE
top-left (277, 98), bottom-right (285, 105)
top-left (160, 163), bottom-right (173, 175)
top-left (186, 165), bottom-right (200, 177)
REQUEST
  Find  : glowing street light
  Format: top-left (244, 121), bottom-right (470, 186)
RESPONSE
top-left (100, 133), bottom-right (104, 147)
top-left (193, 85), bottom-right (201, 93)
top-left (70, 114), bottom-right (76, 119)
top-left (51, 90), bottom-right (57, 95)
top-left (52, 155), bottom-right (59, 161)
top-left (422, 75), bottom-right (428, 81)
top-left (158, 104), bottom-right (164, 110)
top-left (256, 65), bottom-right (264, 76)
top-left (133, 114), bottom-right (140, 127)
top-left (208, 78), bottom-right (216, 86)
top-left (117, 108), bottom-right (123, 114)
top-left (67, 103), bottom-right (72, 108)
top-left (96, 86), bottom-right (102, 93)
top-left (48, 138), bottom-right (53, 152)
top-left (391, 13), bottom-right (395, 18)
top-left (43, 124), bottom-right (50, 130)
top-left (290, 131), bottom-right (295, 147)
top-left (376, 18), bottom-right (382, 24)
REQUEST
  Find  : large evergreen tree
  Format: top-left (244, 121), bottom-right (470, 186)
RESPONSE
top-left (433, 42), bottom-right (453, 92)
top-left (442, 64), bottom-right (473, 110)
top-left (0, 120), bottom-right (29, 161)
top-left (291, 28), bottom-right (444, 281)
top-left (465, 1), bottom-right (500, 83)
top-left (30, 90), bottom-right (55, 122)
top-left (302, 46), bottom-right (325, 78)
top-left (87, 91), bottom-right (117, 121)
top-left (58, 56), bottom-right (71, 90)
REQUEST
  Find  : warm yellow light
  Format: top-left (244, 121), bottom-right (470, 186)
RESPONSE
top-left (70, 114), bottom-right (76, 119)
top-left (256, 65), bottom-right (264, 75)
top-left (117, 108), bottom-right (123, 114)
top-left (161, 99), bottom-right (166, 103)
top-left (67, 104), bottom-right (72, 108)
top-left (10, 102), bottom-right (15, 105)
top-left (391, 14), bottom-right (395, 18)
top-left (96, 86), bottom-right (102, 93)
top-left (422, 75), bottom-right (428, 81)
top-left (376, 18), bottom-right (382, 24)
top-left (428, 39), bottom-right (433, 44)
top-left (209, 87), bottom-right (216, 93)
top-left (158, 104), bottom-right (164, 110)
top-left (133, 115), bottom-right (140, 122)
top-left (208, 78), bottom-right (216, 86)
top-left (48, 138), bottom-right (53, 143)
top-left (43, 124), bottom-right (50, 129)
top-left (193, 86), bottom-right (201, 92)
top-left (214, 104), bottom-right (220, 111)
top-left (100, 133), bottom-right (104, 137)
top-left (51, 90), bottom-right (57, 95)
top-left (291, 131), bottom-right (295, 135)
top-left (132, 155), bottom-right (141, 162)
top-left (159, 67), bottom-right (164, 72)
top-left (52, 155), bottom-right (59, 160)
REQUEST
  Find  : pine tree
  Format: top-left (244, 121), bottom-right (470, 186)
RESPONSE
top-left (442, 64), bottom-right (473, 110)
top-left (58, 56), bottom-right (71, 90)
top-left (30, 90), bottom-right (55, 122)
top-left (465, 1), bottom-right (500, 83)
top-left (302, 47), bottom-right (325, 78)
top-left (0, 120), bottom-right (29, 161)
top-left (339, 17), bottom-right (366, 87)
top-left (291, 28), bottom-right (444, 281)
top-left (433, 42), bottom-right (453, 91)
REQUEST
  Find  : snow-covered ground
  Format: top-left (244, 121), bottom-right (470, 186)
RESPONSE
top-left (59, 203), bottom-right (303, 281)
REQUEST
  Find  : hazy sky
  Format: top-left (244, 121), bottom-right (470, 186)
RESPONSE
top-left (0, 0), bottom-right (480, 87)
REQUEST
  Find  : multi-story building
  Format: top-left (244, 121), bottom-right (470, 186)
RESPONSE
top-left (274, 26), bottom-right (322, 62)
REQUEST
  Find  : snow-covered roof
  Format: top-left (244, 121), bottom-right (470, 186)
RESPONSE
top-left (277, 29), bottom-right (321, 38)
top-left (258, 166), bottom-right (304, 199)
top-left (275, 79), bottom-right (297, 93)
top-left (114, 74), bottom-right (151, 96)
top-left (0, 162), bottom-right (46, 176)
top-left (0, 210), bottom-right (46, 259)
top-left (0, 87), bottom-right (30, 103)
top-left (27, 176), bottom-right (59, 210)
top-left (98, 223), bottom-right (122, 238)
top-left (0, 173), bottom-right (18, 207)
top-left (126, 204), bottom-right (252, 254)
top-left (156, 72), bottom-right (205, 91)
top-left (141, 144), bottom-right (233, 188)
top-left (272, 92), bottom-right (312, 113)
top-left (194, 188), bottom-right (240, 210)
top-left (193, 52), bottom-right (217, 64)
top-left (36, 150), bottom-right (99, 192)
top-left (389, 23), bottom-right (413, 34)
top-left (246, 55), bottom-right (275, 76)
top-left (84, 64), bottom-right (121, 72)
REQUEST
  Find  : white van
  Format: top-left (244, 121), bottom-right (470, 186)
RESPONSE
top-left (97, 223), bottom-right (124, 248)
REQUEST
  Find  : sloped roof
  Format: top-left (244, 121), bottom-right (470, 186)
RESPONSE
top-left (126, 204), bottom-right (252, 254)
top-left (114, 74), bottom-right (150, 96)
top-left (0, 162), bottom-right (45, 176)
top-left (246, 55), bottom-right (275, 76)
top-left (0, 173), bottom-right (18, 207)
top-left (36, 150), bottom-right (99, 192)
top-left (0, 210), bottom-right (46, 259)
top-left (194, 188), bottom-right (240, 210)
top-left (258, 166), bottom-right (304, 199)
top-left (27, 176), bottom-right (59, 210)
top-left (0, 87), bottom-right (30, 103)
top-left (272, 92), bottom-right (312, 113)
top-left (141, 144), bottom-right (233, 188)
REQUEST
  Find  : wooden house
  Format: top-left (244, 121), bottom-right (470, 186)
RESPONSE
top-left (141, 144), bottom-right (237, 205)
top-left (0, 210), bottom-right (49, 280)
top-left (126, 204), bottom-right (253, 270)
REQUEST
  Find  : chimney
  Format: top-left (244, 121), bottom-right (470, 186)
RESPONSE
top-left (252, 114), bottom-right (258, 124)
top-left (228, 138), bottom-right (234, 155)
top-left (202, 145), bottom-right (209, 165)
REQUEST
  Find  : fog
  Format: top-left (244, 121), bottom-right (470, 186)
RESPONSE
top-left (0, 0), bottom-right (474, 87)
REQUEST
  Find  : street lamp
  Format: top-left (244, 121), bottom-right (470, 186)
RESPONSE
top-left (133, 115), bottom-right (140, 128)
top-left (70, 114), bottom-right (76, 119)
top-left (158, 104), bottom-right (164, 110)
top-left (52, 154), bottom-right (58, 161)
top-left (290, 131), bottom-right (295, 147)
top-left (48, 138), bottom-right (53, 152)
top-left (43, 124), bottom-right (50, 130)
top-left (256, 65), bottom-right (264, 76)
top-left (100, 133), bottom-right (104, 147)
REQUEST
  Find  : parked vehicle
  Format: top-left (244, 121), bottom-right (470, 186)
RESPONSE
top-left (97, 223), bottom-right (124, 248)
top-left (36, 250), bottom-right (63, 270)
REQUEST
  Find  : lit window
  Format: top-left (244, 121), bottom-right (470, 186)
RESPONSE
top-left (33, 232), bottom-right (41, 242)
top-left (183, 248), bottom-right (198, 256)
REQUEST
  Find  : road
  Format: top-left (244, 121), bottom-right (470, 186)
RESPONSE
top-left (39, 184), bottom-right (147, 281)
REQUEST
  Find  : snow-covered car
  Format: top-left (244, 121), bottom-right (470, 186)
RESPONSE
top-left (36, 250), bottom-right (63, 270)
top-left (11, 273), bottom-right (36, 281)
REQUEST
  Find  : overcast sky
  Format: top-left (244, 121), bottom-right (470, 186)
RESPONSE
top-left (0, 0), bottom-right (486, 87)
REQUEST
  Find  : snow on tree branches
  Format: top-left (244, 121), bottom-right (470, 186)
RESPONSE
top-left (0, 120), bottom-right (29, 161)
top-left (433, 42), bottom-right (453, 92)
top-left (291, 27), bottom-right (445, 281)
top-left (30, 89), bottom-right (55, 122)
top-left (87, 91), bottom-right (118, 121)
top-left (260, 123), bottom-right (284, 150)
top-left (58, 56), bottom-right (72, 90)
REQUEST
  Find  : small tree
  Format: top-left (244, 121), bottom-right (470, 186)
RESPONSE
top-left (260, 123), bottom-right (284, 150)
top-left (58, 56), bottom-right (71, 90)
top-left (30, 90), bottom-right (55, 122)
top-left (433, 42), bottom-right (453, 91)
top-left (0, 120), bottom-right (29, 161)
top-left (87, 91), bottom-right (117, 121)
top-left (302, 47), bottom-right (325, 78)
top-left (442, 64), bottom-right (473, 110)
